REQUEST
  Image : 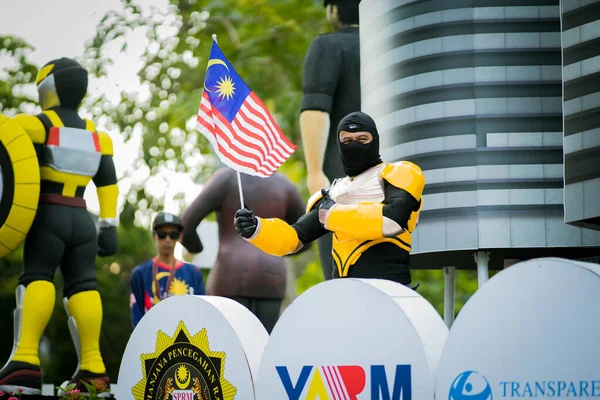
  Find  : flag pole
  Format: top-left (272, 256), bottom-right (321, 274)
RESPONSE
top-left (236, 170), bottom-right (245, 209)
top-left (212, 33), bottom-right (245, 209)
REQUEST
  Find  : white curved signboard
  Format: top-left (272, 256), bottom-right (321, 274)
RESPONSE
top-left (436, 257), bottom-right (600, 400)
top-left (117, 295), bottom-right (269, 400)
top-left (255, 278), bottom-right (448, 400)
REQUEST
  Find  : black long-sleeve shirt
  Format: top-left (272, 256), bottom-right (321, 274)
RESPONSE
top-left (290, 181), bottom-right (419, 284)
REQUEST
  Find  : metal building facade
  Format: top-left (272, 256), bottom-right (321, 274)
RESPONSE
top-left (359, 0), bottom-right (600, 270)
top-left (561, 0), bottom-right (600, 230)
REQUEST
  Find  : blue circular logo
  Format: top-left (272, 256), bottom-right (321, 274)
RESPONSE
top-left (449, 371), bottom-right (493, 400)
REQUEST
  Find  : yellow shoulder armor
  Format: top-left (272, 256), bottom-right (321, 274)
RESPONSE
top-left (97, 131), bottom-right (114, 156)
top-left (13, 114), bottom-right (46, 144)
top-left (84, 119), bottom-right (97, 132)
top-left (40, 110), bottom-right (63, 127)
top-left (306, 189), bottom-right (324, 213)
top-left (379, 161), bottom-right (426, 201)
top-left (85, 120), bottom-right (113, 156)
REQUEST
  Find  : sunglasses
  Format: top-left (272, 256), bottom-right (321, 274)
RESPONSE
top-left (155, 230), bottom-right (180, 240)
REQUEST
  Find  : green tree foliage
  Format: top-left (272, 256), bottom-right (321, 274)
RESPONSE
top-left (82, 0), bottom-right (327, 216)
top-left (413, 269), bottom-right (484, 318)
top-left (0, 35), bottom-right (39, 115)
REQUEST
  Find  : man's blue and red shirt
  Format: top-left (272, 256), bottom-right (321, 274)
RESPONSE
top-left (129, 257), bottom-right (205, 327)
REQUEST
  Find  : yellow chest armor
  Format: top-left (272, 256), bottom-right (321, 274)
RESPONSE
top-left (328, 164), bottom-right (417, 277)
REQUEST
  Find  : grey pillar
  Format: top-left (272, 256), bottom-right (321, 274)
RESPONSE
top-left (475, 251), bottom-right (490, 287)
top-left (443, 266), bottom-right (456, 328)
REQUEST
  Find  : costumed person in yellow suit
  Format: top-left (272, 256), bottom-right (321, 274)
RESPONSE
top-left (0, 58), bottom-right (118, 394)
top-left (234, 111), bottom-right (425, 286)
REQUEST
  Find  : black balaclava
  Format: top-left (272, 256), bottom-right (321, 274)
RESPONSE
top-left (337, 111), bottom-right (383, 177)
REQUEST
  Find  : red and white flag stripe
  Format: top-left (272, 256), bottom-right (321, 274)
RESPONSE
top-left (196, 92), bottom-right (295, 177)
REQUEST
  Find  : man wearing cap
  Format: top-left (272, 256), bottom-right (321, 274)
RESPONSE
top-left (300, 0), bottom-right (361, 280)
top-left (129, 212), bottom-right (206, 328)
top-left (235, 111), bottom-right (425, 286)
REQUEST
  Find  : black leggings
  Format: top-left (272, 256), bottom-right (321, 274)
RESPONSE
top-left (317, 232), bottom-right (334, 281)
top-left (228, 296), bottom-right (282, 334)
top-left (19, 203), bottom-right (98, 298)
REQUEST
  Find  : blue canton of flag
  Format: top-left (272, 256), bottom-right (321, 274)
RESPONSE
top-left (203, 44), bottom-right (251, 122)
top-left (196, 40), bottom-right (296, 178)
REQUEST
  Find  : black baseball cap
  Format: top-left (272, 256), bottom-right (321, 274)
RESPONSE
top-left (323, 0), bottom-right (361, 6)
top-left (152, 212), bottom-right (184, 231)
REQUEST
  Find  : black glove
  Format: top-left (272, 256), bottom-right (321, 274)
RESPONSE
top-left (234, 208), bottom-right (258, 239)
top-left (97, 226), bottom-right (118, 257)
top-left (318, 189), bottom-right (336, 225)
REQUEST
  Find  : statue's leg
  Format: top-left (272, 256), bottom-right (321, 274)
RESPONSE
top-left (58, 208), bottom-right (110, 396)
top-left (254, 298), bottom-right (282, 334)
top-left (0, 206), bottom-right (63, 394)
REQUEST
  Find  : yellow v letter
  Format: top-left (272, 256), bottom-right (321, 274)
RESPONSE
top-left (306, 368), bottom-right (330, 400)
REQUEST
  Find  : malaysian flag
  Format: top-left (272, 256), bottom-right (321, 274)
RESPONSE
top-left (196, 40), bottom-right (297, 177)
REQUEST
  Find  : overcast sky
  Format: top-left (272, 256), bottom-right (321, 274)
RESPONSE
top-left (0, 0), bottom-right (209, 256)
top-left (0, 0), bottom-right (205, 211)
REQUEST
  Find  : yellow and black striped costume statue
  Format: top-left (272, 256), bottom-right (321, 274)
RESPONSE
top-left (235, 111), bottom-right (425, 286)
top-left (0, 58), bottom-right (118, 395)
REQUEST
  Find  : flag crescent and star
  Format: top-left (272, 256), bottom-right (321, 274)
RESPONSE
top-left (196, 39), bottom-right (296, 178)
top-left (203, 59), bottom-right (229, 93)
